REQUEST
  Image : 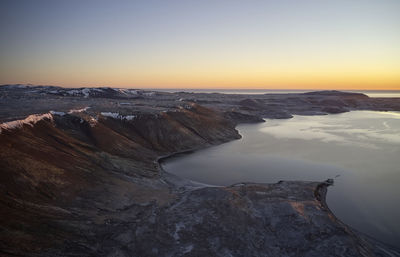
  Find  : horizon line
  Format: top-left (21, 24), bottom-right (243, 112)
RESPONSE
top-left (1, 83), bottom-right (400, 92)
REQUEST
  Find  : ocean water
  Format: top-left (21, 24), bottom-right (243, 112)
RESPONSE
top-left (153, 89), bottom-right (400, 98)
top-left (161, 111), bottom-right (400, 247)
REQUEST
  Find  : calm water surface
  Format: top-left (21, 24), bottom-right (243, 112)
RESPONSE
top-left (162, 111), bottom-right (400, 247)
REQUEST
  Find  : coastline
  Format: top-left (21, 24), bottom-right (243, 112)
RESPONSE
top-left (157, 111), bottom-right (400, 251)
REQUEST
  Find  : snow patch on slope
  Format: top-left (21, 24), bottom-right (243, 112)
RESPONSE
top-left (0, 113), bottom-right (53, 134)
top-left (81, 88), bottom-right (90, 98)
top-left (113, 88), bottom-right (138, 95)
top-left (64, 88), bottom-right (103, 98)
top-left (68, 106), bottom-right (90, 114)
top-left (50, 111), bottom-right (66, 116)
top-left (101, 112), bottom-right (136, 121)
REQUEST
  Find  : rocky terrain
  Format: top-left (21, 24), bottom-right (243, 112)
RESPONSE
top-left (1, 84), bottom-right (400, 256)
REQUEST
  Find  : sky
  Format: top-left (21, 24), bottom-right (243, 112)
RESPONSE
top-left (0, 0), bottom-right (399, 90)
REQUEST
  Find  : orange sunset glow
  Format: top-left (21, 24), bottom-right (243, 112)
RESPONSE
top-left (1, 1), bottom-right (399, 90)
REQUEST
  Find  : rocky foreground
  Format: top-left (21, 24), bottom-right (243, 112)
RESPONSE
top-left (1, 85), bottom-right (400, 256)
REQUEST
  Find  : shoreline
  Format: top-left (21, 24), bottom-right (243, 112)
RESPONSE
top-left (156, 111), bottom-right (400, 250)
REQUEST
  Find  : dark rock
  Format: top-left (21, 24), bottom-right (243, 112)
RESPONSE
top-left (303, 90), bottom-right (369, 98)
top-left (223, 110), bottom-right (264, 124)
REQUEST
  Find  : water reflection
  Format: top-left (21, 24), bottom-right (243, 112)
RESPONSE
top-left (260, 111), bottom-right (400, 148)
top-left (162, 111), bottom-right (400, 247)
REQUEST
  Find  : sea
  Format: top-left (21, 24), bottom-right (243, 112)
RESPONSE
top-left (161, 110), bottom-right (400, 247)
